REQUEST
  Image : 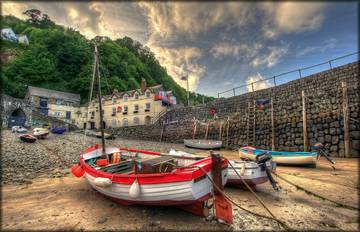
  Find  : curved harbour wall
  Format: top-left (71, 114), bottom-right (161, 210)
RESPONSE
top-left (116, 62), bottom-right (359, 157)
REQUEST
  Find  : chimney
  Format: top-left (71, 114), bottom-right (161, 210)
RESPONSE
top-left (140, 78), bottom-right (147, 93)
top-left (112, 88), bottom-right (118, 94)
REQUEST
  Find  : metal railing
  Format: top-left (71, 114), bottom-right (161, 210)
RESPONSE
top-left (217, 51), bottom-right (359, 98)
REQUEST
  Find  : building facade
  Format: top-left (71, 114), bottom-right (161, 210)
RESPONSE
top-left (75, 79), bottom-right (176, 129)
top-left (25, 86), bottom-right (80, 124)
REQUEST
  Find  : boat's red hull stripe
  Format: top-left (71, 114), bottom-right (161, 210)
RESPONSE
top-left (80, 145), bottom-right (228, 185)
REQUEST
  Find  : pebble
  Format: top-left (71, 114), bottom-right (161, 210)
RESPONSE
top-left (1, 130), bottom-right (202, 185)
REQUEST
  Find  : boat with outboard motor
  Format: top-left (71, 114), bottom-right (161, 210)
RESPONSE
top-left (167, 149), bottom-right (278, 190)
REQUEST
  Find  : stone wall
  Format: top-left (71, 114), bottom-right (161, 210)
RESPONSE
top-left (1, 94), bottom-right (78, 130)
top-left (114, 62), bottom-right (360, 157)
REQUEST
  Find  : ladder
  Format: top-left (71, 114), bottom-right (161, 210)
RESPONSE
top-left (246, 100), bottom-right (256, 146)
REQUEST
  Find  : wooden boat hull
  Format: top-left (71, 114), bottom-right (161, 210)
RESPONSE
top-left (19, 134), bottom-right (37, 143)
top-left (184, 139), bottom-right (222, 149)
top-left (239, 147), bottom-right (318, 165)
top-left (227, 160), bottom-right (274, 186)
top-left (79, 145), bottom-right (228, 206)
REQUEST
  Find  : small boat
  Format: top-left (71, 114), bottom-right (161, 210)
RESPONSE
top-left (184, 139), bottom-right (222, 149)
top-left (12, 126), bottom-right (28, 133)
top-left (50, 127), bottom-right (66, 134)
top-left (33, 128), bottom-right (49, 139)
top-left (239, 146), bottom-right (318, 166)
top-left (19, 134), bottom-right (37, 143)
top-left (95, 132), bottom-right (115, 140)
top-left (227, 160), bottom-right (275, 187)
top-left (167, 149), bottom-right (278, 189)
top-left (71, 145), bottom-right (228, 206)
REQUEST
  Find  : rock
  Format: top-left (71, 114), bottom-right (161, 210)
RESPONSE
top-left (330, 145), bottom-right (338, 152)
top-left (325, 135), bottom-right (332, 143)
top-left (350, 131), bottom-right (360, 139)
top-left (97, 218), bottom-right (107, 224)
top-left (351, 140), bottom-right (360, 150)
top-left (329, 128), bottom-right (337, 135)
top-left (331, 136), bottom-right (339, 145)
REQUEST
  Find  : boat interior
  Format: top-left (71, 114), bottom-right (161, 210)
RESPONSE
top-left (85, 149), bottom-right (202, 175)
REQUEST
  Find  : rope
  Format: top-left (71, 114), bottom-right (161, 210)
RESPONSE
top-left (196, 166), bottom-right (292, 231)
top-left (37, 140), bottom-right (69, 167)
top-left (273, 172), bottom-right (359, 211)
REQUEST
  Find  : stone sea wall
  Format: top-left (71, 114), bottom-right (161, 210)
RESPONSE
top-left (114, 62), bottom-right (360, 157)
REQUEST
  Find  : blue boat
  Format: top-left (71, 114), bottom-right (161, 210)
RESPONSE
top-left (239, 146), bottom-right (318, 166)
top-left (50, 127), bottom-right (66, 135)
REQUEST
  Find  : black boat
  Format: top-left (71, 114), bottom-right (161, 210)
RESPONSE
top-left (19, 134), bottom-right (37, 143)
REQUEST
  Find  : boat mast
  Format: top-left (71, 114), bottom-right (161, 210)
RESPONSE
top-left (94, 44), bottom-right (107, 158)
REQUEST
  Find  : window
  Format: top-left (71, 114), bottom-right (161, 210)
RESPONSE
top-left (123, 118), bottom-right (128, 126)
top-left (112, 98), bottom-right (117, 104)
top-left (123, 106), bottom-right (128, 114)
top-left (145, 91), bottom-right (151, 98)
top-left (91, 111), bottom-right (95, 119)
top-left (66, 111), bottom-right (71, 119)
top-left (39, 97), bottom-right (47, 108)
top-left (134, 93), bottom-right (139, 100)
top-left (111, 119), bottom-right (117, 127)
top-left (145, 103), bottom-right (151, 111)
top-left (123, 95), bottom-right (128, 102)
top-left (96, 107), bottom-right (98, 112)
top-left (56, 99), bottom-right (61, 105)
top-left (117, 106), bottom-right (122, 112)
top-left (134, 104), bottom-right (139, 113)
top-left (54, 112), bottom-right (61, 117)
top-left (133, 117), bottom-right (140, 125)
top-left (112, 107), bottom-right (116, 116)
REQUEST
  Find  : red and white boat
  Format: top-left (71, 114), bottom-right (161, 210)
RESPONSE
top-left (72, 145), bottom-right (228, 206)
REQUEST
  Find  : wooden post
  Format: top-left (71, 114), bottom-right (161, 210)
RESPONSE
top-left (342, 82), bottom-right (350, 158)
top-left (271, 98), bottom-right (275, 150)
top-left (226, 117), bottom-right (230, 149)
top-left (211, 152), bottom-right (223, 193)
top-left (192, 118), bottom-right (197, 140)
top-left (302, 91), bottom-right (308, 151)
top-left (218, 121), bottom-right (223, 140)
top-left (204, 123), bottom-right (209, 140)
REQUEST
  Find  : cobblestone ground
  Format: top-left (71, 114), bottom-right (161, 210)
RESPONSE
top-left (1, 130), bottom-right (358, 230)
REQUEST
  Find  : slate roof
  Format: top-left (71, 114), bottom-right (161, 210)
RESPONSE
top-left (27, 86), bottom-right (80, 102)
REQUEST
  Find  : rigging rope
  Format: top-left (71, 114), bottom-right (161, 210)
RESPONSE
top-left (195, 165), bottom-right (292, 231)
top-left (273, 172), bottom-right (359, 211)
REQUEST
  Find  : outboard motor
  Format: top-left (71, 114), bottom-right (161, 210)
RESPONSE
top-left (256, 152), bottom-right (279, 191)
top-left (313, 142), bottom-right (335, 165)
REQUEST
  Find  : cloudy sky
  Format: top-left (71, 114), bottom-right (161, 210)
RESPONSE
top-left (3, 1), bottom-right (358, 97)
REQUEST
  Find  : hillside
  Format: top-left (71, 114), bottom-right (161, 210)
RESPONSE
top-left (1, 13), bottom-right (213, 104)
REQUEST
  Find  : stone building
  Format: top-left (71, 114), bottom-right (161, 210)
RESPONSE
top-left (75, 79), bottom-right (175, 129)
top-left (25, 86), bottom-right (80, 124)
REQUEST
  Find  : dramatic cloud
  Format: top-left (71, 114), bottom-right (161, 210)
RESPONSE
top-left (138, 2), bottom-right (254, 38)
top-left (261, 2), bottom-right (328, 38)
top-left (296, 38), bottom-right (337, 57)
top-left (210, 42), bottom-right (263, 61)
top-left (251, 45), bottom-right (289, 68)
top-left (149, 46), bottom-right (205, 91)
top-left (246, 73), bottom-right (271, 92)
top-left (3, 2), bottom-right (356, 96)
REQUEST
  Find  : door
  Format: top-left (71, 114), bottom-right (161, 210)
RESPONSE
top-left (90, 122), bottom-right (95, 129)
top-left (8, 109), bottom-right (26, 127)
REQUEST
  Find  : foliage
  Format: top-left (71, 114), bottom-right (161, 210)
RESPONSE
top-left (1, 13), bottom-right (214, 104)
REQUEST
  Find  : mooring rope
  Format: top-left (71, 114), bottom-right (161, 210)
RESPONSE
top-left (195, 165), bottom-right (293, 231)
top-left (37, 140), bottom-right (69, 167)
top-left (273, 172), bottom-right (359, 211)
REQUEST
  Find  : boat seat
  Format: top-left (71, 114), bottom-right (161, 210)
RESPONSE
top-left (100, 160), bottom-right (133, 174)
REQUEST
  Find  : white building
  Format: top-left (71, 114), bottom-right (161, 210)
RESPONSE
top-left (17, 34), bottom-right (29, 45)
top-left (1, 28), bottom-right (17, 42)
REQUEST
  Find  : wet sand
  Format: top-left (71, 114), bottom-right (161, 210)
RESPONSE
top-left (1, 131), bottom-right (358, 231)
